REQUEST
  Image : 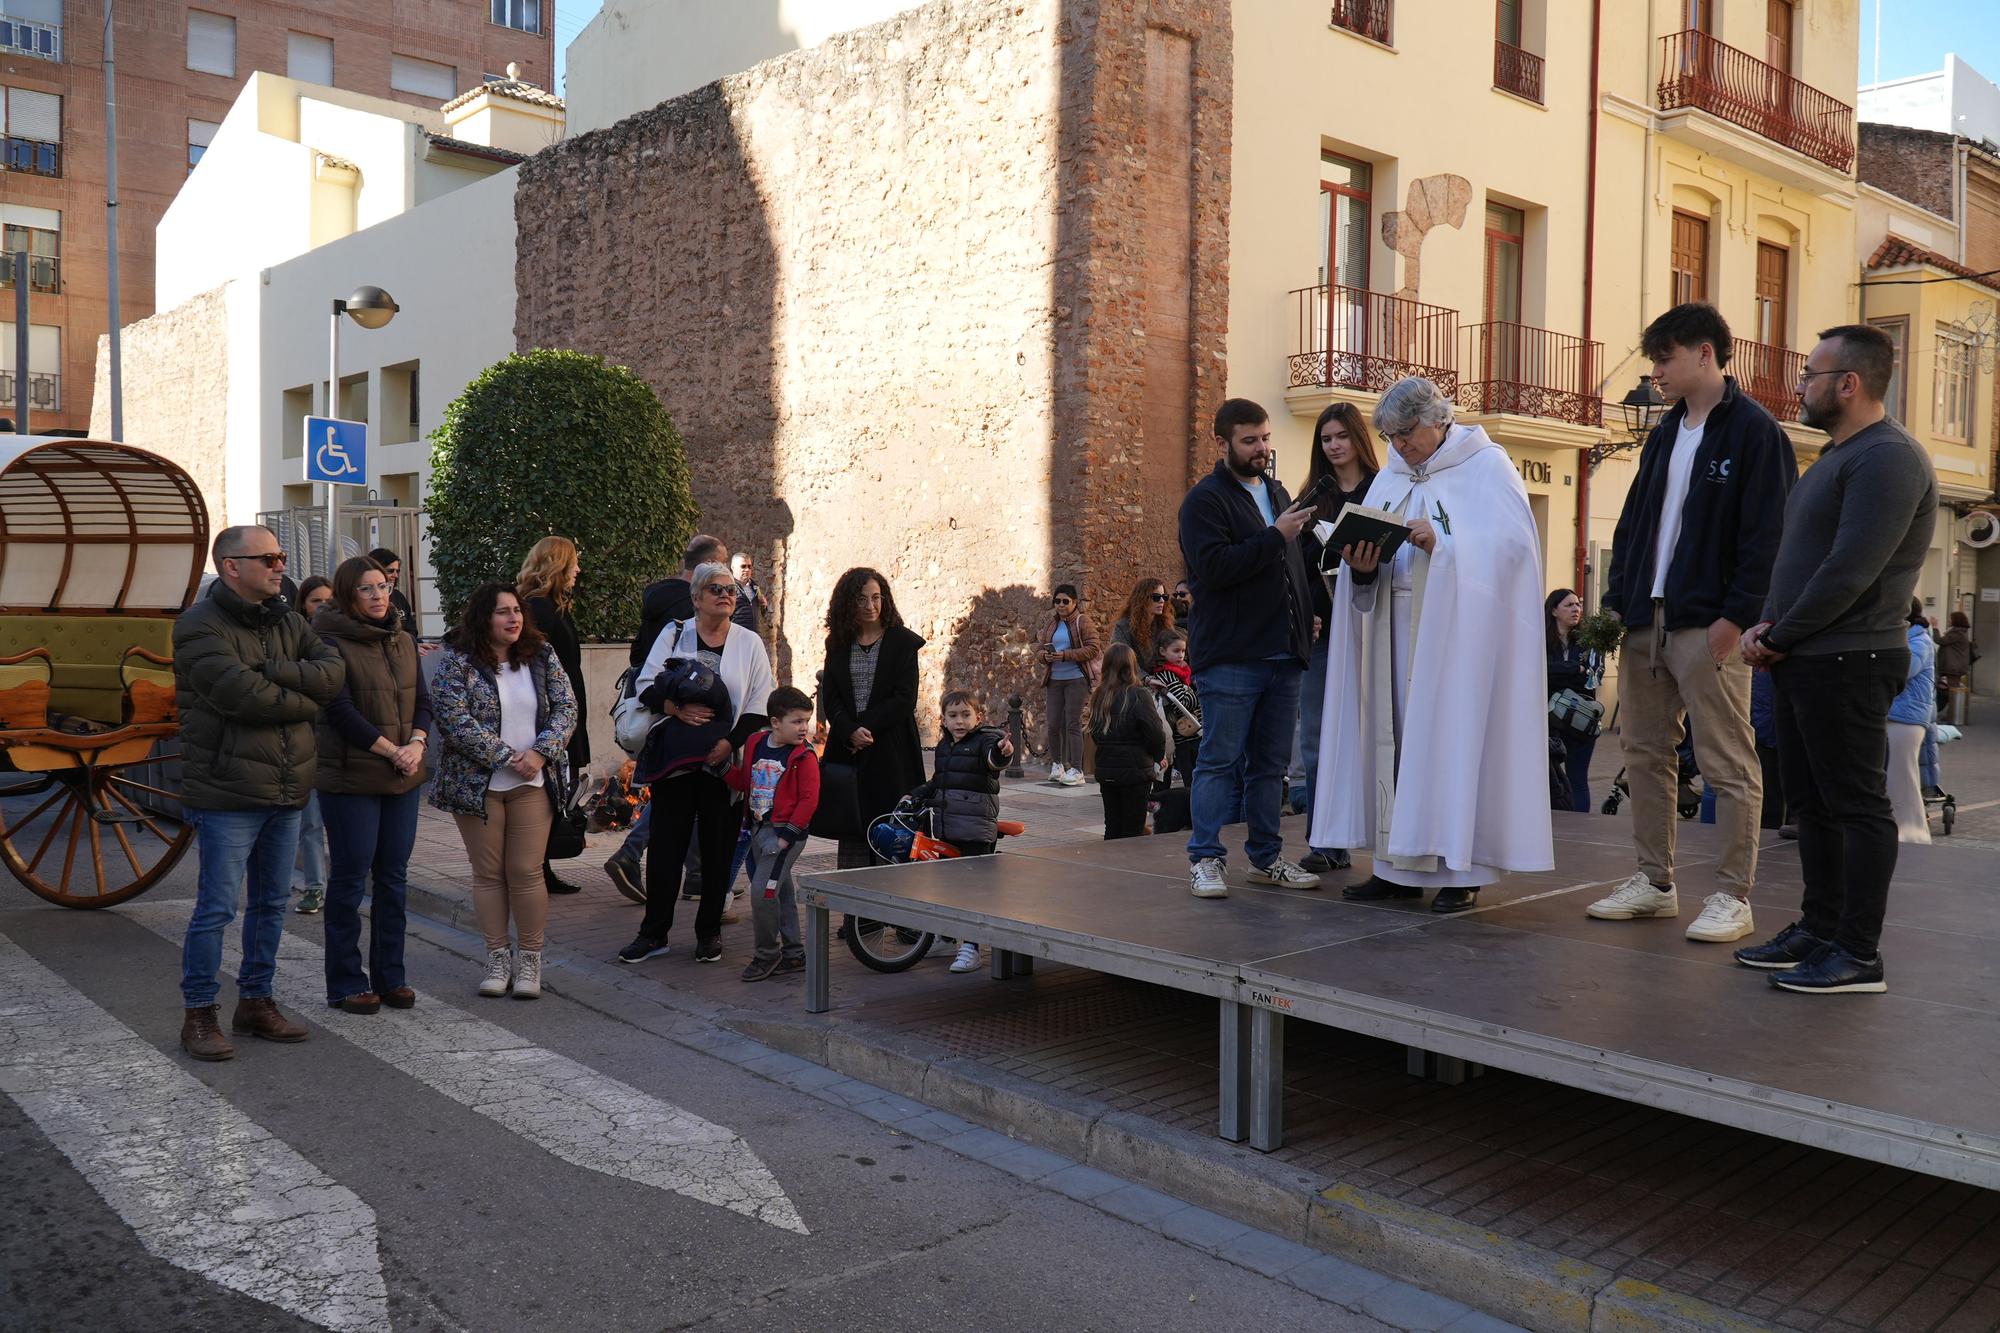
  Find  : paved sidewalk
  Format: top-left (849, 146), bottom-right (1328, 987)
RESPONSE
top-left (397, 728), bottom-right (2000, 1332)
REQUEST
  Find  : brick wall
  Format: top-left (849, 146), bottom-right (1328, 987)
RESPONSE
top-left (1966, 154), bottom-right (2000, 274)
top-left (90, 284), bottom-right (231, 522)
top-left (515, 0), bottom-right (1231, 736)
top-left (1857, 124), bottom-right (1957, 220)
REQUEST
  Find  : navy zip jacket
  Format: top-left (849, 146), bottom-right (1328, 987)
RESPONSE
top-left (1602, 376), bottom-right (1796, 633)
top-left (1177, 460), bottom-right (1314, 672)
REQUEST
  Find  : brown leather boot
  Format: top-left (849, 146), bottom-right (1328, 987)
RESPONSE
top-left (180, 1005), bottom-right (236, 1062)
top-left (231, 995), bottom-right (309, 1043)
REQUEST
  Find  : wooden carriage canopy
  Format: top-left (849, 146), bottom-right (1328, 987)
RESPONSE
top-left (0, 437), bottom-right (209, 616)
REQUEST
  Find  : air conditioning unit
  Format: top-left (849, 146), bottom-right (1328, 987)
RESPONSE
top-left (1959, 510), bottom-right (2000, 549)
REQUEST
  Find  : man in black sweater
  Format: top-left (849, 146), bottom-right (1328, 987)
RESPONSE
top-left (1590, 304), bottom-right (1795, 945)
top-left (1735, 325), bottom-right (1937, 994)
top-left (1175, 398), bottom-right (1322, 900)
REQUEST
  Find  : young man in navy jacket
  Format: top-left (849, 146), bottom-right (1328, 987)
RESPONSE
top-left (1589, 304), bottom-right (1795, 945)
top-left (1175, 399), bottom-right (1322, 900)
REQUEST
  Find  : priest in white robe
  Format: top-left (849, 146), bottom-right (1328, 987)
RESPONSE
top-left (1310, 376), bottom-right (1554, 913)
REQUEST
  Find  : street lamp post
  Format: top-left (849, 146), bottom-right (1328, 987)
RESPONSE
top-left (324, 285), bottom-right (399, 573)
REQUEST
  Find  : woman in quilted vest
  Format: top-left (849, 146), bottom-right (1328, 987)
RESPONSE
top-left (430, 581), bottom-right (578, 1000)
top-left (313, 557), bottom-right (433, 1015)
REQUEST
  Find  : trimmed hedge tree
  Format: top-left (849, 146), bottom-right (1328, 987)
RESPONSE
top-left (426, 349), bottom-right (695, 641)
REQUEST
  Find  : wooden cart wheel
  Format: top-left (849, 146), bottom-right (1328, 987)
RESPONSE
top-left (0, 749), bottom-right (191, 909)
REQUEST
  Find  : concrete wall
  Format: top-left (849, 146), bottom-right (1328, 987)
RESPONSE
top-left (88, 284), bottom-right (235, 522)
top-left (562, 0), bottom-right (920, 134)
top-left (521, 0), bottom-right (1231, 722)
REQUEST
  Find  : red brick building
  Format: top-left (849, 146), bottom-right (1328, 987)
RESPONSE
top-left (0, 0), bottom-right (552, 434)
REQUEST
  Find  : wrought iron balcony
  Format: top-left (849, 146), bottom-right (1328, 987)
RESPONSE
top-left (0, 369), bottom-right (60, 411)
top-left (1329, 0), bottom-right (1391, 45)
top-left (0, 13), bottom-right (60, 62)
top-left (1656, 30), bottom-right (1854, 173)
top-left (1735, 338), bottom-right (1804, 422)
top-left (3, 136), bottom-right (60, 178)
top-left (1495, 39), bottom-right (1543, 103)
top-left (1290, 285), bottom-right (1458, 397)
top-left (0, 253), bottom-right (58, 293)
top-left (1459, 322), bottom-right (1602, 426)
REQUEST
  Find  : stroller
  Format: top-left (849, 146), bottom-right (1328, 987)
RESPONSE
top-left (1602, 712), bottom-right (1701, 819)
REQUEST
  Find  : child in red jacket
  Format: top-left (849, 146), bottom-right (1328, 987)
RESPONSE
top-left (721, 686), bottom-right (821, 982)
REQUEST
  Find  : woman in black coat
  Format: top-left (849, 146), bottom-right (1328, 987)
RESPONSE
top-left (821, 566), bottom-right (925, 870)
top-left (518, 536), bottom-right (588, 894)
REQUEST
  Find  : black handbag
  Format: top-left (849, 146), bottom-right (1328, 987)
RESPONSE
top-left (810, 759), bottom-right (865, 841)
top-left (544, 760), bottom-right (591, 861)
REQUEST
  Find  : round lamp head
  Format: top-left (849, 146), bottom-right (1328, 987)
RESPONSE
top-left (343, 285), bottom-right (400, 330)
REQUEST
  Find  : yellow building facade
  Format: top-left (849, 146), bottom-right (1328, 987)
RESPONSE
top-left (1229, 0), bottom-right (1862, 606)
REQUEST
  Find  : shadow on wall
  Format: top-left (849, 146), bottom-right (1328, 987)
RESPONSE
top-left (940, 583), bottom-right (1056, 744)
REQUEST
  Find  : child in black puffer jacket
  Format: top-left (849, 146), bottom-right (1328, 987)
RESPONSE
top-left (908, 690), bottom-right (1014, 974)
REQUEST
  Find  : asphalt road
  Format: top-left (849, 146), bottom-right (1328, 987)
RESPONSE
top-left (0, 885), bottom-right (1417, 1333)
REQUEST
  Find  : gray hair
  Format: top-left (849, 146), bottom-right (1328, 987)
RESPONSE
top-left (690, 561), bottom-right (737, 601)
top-left (1371, 377), bottom-right (1455, 436)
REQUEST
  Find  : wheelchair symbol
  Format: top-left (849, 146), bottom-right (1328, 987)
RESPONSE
top-left (315, 424), bottom-right (359, 480)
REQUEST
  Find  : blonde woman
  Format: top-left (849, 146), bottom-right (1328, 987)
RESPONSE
top-left (517, 536), bottom-right (588, 895)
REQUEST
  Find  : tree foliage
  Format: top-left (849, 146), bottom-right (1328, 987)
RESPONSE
top-left (426, 349), bottom-right (695, 640)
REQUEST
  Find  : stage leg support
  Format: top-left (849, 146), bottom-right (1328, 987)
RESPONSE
top-left (1406, 1046), bottom-right (1484, 1085)
top-left (1219, 1000), bottom-right (1250, 1143)
top-left (805, 902), bottom-right (830, 1013)
top-left (991, 948), bottom-right (1015, 980)
top-left (1249, 1006), bottom-right (1284, 1152)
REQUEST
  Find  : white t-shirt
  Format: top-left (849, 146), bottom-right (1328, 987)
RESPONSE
top-left (488, 661), bottom-right (544, 792)
top-left (1649, 418), bottom-right (1706, 601)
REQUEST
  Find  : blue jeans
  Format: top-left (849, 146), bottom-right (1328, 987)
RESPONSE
top-left (297, 793), bottom-right (329, 894)
top-left (1189, 660), bottom-right (1302, 867)
top-left (1921, 722), bottom-right (1940, 790)
top-left (180, 806), bottom-right (304, 1008)
top-left (319, 789), bottom-right (421, 1004)
top-left (1562, 733), bottom-right (1597, 813)
top-left (1294, 635), bottom-right (1338, 851)
top-left (619, 799), bottom-right (651, 857)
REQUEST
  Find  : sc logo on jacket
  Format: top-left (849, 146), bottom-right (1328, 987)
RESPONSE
top-left (1704, 458), bottom-right (1733, 484)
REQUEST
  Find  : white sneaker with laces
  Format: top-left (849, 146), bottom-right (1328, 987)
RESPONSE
top-left (1190, 858), bottom-right (1228, 899)
top-left (1050, 765), bottom-right (1071, 785)
top-left (1585, 872), bottom-right (1679, 920)
top-left (1247, 856), bottom-right (1323, 889)
top-left (1686, 892), bottom-right (1754, 942)
top-left (949, 942), bottom-right (981, 973)
top-left (512, 950), bottom-right (543, 999)
top-left (1060, 767), bottom-right (1087, 787)
top-left (478, 948), bottom-right (512, 998)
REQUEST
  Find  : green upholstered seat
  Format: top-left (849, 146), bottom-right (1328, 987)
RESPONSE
top-left (0, 616), bottom-right (175, 724)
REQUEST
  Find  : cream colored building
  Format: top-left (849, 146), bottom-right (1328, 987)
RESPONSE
top-left (1230, 0), bottom-right (1862, 606)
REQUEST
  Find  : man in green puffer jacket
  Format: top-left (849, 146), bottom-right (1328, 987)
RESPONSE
top-left (173, 525), bottom-right (345, 1062)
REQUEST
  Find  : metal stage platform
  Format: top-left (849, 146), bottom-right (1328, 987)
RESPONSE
top-left (801, 813), bottom-right (2000, 1190)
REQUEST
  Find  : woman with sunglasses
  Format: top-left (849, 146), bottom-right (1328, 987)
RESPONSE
top-left (313, 556), bottom-right (432, 1013)
top-left (1111, 579), bottom-right (1175, 673)
top-left (618, 562), bottom-right (776, 966)
top-left (1040, 584), bottom-right (1101, 786)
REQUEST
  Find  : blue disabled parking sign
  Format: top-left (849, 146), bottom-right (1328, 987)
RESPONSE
top-left (304, 416), bottom-right (368, 486)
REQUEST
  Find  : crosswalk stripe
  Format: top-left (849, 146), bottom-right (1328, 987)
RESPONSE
top-left (122, 902), bottom-right (809, 1235)
top-left (0, 931), bottom-right (390, 1332)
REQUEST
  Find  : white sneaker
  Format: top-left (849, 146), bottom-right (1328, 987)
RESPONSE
top-left (1059, 767), bottom-right (1087, 787)
top-left (478, 947), bottom-right (512, 997)
top-left (1050, 765), bottom-right (1071, 785)
top-left (1247, 856), bottom-right (1323, 890)
top-left (1686, 892), bottom-right (1754, 942)
top-left (949, 942), bottom-right (981, 973)
top-left (1190, 858), bottom-right (1228, 899)
top-left (512, 949), bottom-right (543, 999)
top-left (1585, 872), bottom-right (1679, 920)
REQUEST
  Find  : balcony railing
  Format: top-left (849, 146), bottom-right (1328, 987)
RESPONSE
top-left (0, 253), bottom-right (58, 293)
top-left (3, 136), bottom-right (60, 177)
top-left (0, 369), bottom-right (60, 412)
top-left (1735, 339), bottom-right (1804, 422)
top-left (1329, 0), bottom-right (1392, 45)
top-left (1495, 39), bottom-right (1543, 103)
top-left (0, 13), bottom-right (60, 62)
top-left (1459, 323), bottom-right (1602, 426)
top-left (1290, 285), bottom-right (1458, 397)
top-left (1656, 30), bottom-right (1854, 173)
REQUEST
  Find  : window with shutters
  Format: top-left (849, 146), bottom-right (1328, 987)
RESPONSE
top-left (1319, 154), bottom-right (1372, 291)
top-left (288, 33), bottom-right (333, 86)
top-left (187, 119), bottom-right (218, 171)
top-left (390, 55), bottom-right (455, 101)
top-left (1670, 210), bottom-right (1709, 304)
top-left (0, 321), bottom-right (62, 410)
top-left (1869, 317), bottom-right (1908, 423)
top-left (1935, 324), bottom-right (1975, 444)
top-left (186, 10), bottom-right (235, 78)
top-left (2, 86), bottom-right (62, 176)
top-left (0, 208), bottom-right (60, 294)
top-left (1754, 241), bottom-right (1789, 347)
top-left (491, 0), bottom-right (541, 34)
top-left (0, 0), bottom-right (62, 62)
top-left (1765, 0), bottom-right (1794, 75)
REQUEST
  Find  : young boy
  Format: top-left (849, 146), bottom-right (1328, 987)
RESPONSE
top-left (722, 686), bottom-right (821, 982)
top-left (909, 691), bottom-right (1013, 973)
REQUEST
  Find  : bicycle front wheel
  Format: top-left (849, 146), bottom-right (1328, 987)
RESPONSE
top-left (844, 918), bottom-right (934, 973)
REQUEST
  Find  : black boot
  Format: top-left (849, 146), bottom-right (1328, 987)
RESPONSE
top-left (1430, 887), bottom-right (1480, 914)
top-left (1342, 876), bottom-right (1420, 902)
top-left (543, 861), bottom-right (584, 895)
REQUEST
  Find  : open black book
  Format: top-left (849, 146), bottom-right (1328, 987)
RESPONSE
top-left (1316, 502), bottom-right (1412, 574)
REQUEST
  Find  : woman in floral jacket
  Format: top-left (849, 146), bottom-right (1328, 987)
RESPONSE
top-left (430, 581), bottom-right (578, 1000)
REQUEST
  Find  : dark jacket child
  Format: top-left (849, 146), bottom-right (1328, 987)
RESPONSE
top-left (1145, 627), bottom-right (1202, 790)
top-left (723, 686), bottom-right (821, 981)
top-left (909, 691), bottom-right (1015, 974)
top-left (1091, 644), bottom-right (1173, 840)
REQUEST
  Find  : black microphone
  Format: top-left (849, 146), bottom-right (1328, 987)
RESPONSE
top-left (1292, 472), bottom-right (1339, 513)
